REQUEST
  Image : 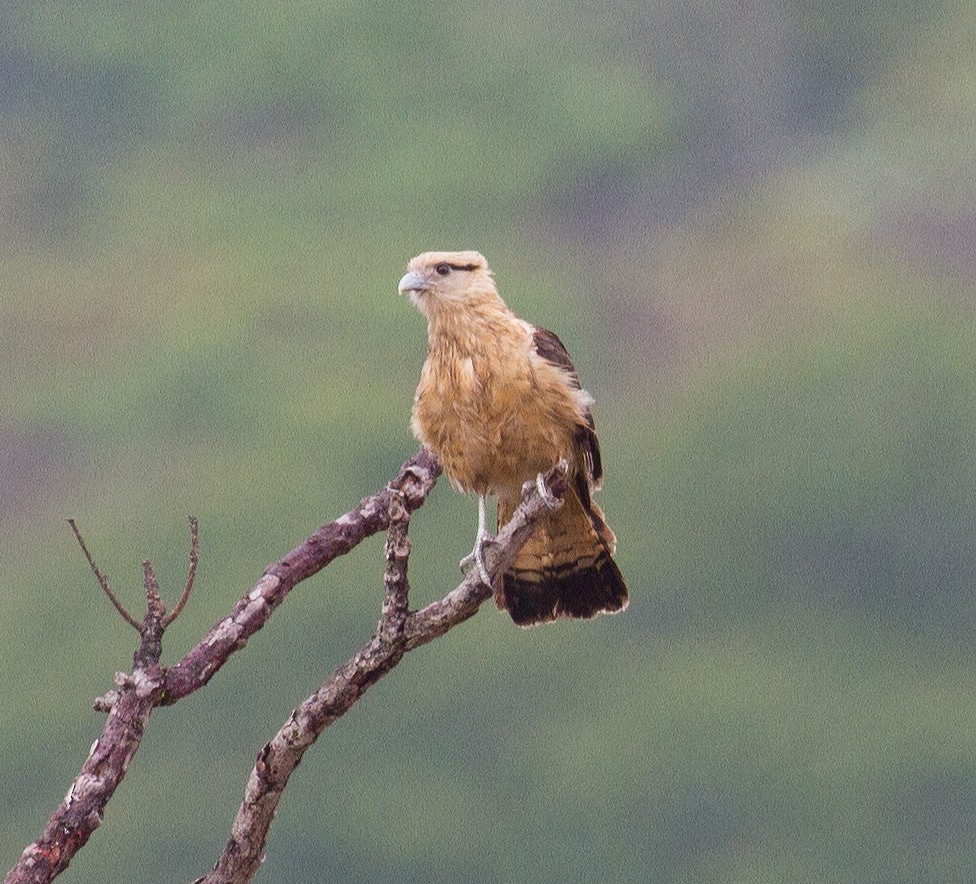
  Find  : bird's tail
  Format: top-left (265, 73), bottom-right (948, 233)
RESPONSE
top-left (495, 487), bottom-right (629, 627)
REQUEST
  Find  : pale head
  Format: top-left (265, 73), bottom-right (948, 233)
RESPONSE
top-left (398, 250), bottom-right (499, 316)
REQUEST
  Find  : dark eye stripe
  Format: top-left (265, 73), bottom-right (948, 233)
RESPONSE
top-left (432, 261), bottom-right (481, 277)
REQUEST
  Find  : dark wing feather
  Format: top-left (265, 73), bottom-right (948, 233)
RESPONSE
top-left (531, 326), bottom-right (603, 488)
top-left (532, 326), bottom-right (581, 389)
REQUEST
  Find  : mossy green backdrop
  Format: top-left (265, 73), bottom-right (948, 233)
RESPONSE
top-left (4, 2), bottom-right (976, 881)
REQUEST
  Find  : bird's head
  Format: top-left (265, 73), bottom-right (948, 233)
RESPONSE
top-left (398, 250), bottom-right (499, 317)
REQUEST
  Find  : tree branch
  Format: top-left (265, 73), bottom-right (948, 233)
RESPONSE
top-left (5, 551), bottom-right (174, 883)
top-left (160, 447), bottom-right (441, 705)
top-left (5, 448), bottom-right (565, 884)
top-left (196, 462), bottom-right (567, 884)
top-left (6, 450), bottom-right (439, 884)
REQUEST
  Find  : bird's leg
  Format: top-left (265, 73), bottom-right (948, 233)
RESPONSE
top-left (527, 458), bottom-right (568, 509)
top-left (459, 494), bottom-right (493, 584)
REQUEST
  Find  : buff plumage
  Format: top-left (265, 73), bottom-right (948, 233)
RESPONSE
top-left (399, 250), bottom-right (628, 626)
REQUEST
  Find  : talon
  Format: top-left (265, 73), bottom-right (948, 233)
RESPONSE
top-left (460, 542), bottom-right (492, 585)
top-left (535, 470), bottom-right (561, 509)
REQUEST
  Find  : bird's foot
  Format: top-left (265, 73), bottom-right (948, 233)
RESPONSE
top-left (459, 494), bottom-right (494, 585)
top-left (459, 532), bottom-right (494, 585)
top-left (527, 459), bottom-right (568, 509)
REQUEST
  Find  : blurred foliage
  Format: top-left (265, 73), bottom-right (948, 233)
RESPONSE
top-left (2, 1), bottom-right (976, 882)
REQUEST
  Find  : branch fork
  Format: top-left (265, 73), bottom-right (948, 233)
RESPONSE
top-left (6, 450), bottom-right (567, 884)
top-left (67, 516), bottom-right (199, 648)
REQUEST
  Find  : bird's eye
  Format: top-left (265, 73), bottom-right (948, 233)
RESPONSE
top-left (434, 263), bottom-right (451, 276)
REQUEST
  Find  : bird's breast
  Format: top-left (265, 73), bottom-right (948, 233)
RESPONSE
top-left (412, 335), bottom-right (578, 496)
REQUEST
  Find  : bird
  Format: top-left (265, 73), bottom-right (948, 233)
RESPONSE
top-left (398, 250), bottom-right (628, 627)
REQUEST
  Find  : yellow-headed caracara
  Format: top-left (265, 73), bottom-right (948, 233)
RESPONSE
top-left (399, 250), bottom-right (629, 626)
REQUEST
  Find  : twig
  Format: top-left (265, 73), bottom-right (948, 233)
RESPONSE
top-left (66, 518), bottom-right (141, 631)
top-left (5, 561), bottom-right (172, 884)
top-left (164, 516), bottom-right (199, 627)
top-left (7, 511), bottom-right (210, 884)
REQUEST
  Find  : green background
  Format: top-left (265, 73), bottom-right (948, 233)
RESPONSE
top-left (3, 1), bottom-right (976, 881)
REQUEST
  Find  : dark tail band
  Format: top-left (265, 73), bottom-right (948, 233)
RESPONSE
top-left (500, 548), bottom-right (629, 627)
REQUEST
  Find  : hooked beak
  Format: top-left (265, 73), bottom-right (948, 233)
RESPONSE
top-left (398, 270), bottom-right (427, 295)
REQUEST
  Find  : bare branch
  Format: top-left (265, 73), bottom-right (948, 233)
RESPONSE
top-left (142, 561), bottom-right (164, 622)
top-left (66, 518), bottom-right (141, 632)
top-left (379, 492), bottom-right (412, 643)
top-left (6, 449), bottom-right (442, 884)
top-left (195, 461), bottom-right (566, 884)
top-left (8, 531), bottom-right (187, 882)
top-left (6, 449), bottom-right (558, 884)
top-left (4, 665), bottom-right (167, 884)
top-left (132, 561), bottom-right (166, 671)
top-left (163, 516), bottom-right (199, 627)
top-left (161, 447), bottom-right (441, 705)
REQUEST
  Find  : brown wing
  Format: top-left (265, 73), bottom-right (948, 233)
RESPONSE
top-left (531, 326), bottom-right (581, 387)
top-left (531, 326), bottom-right (603, 487)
